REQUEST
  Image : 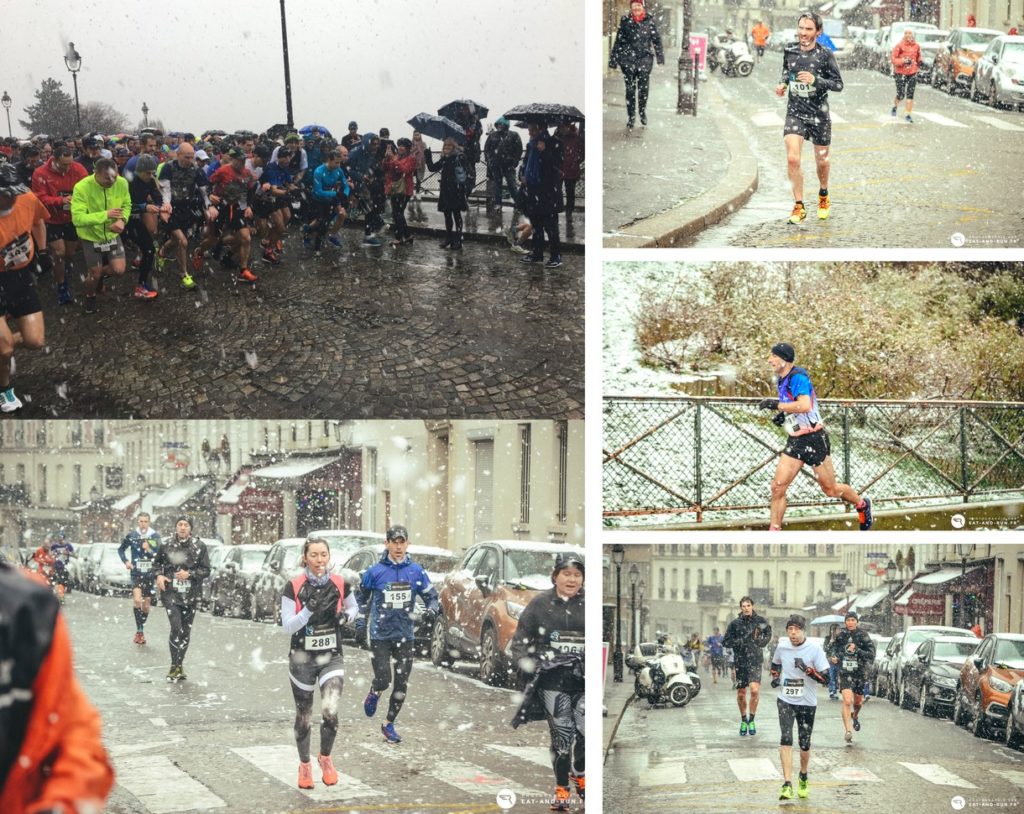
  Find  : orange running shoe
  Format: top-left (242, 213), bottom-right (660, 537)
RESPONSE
top-left (572, 774), bottom-right (585, 799)
top-left (238, 268), bottom-right (257, 282)
top-left (317, 753), bottom-right (338, 785)
top-left (298, 761), bottom-right (313, 789)
top-left (817, 193), bottom-right (831, 220)
top-left (788, 202), bottom-right (807, 224)
top-left (550, 786), bottom-right (571, 811)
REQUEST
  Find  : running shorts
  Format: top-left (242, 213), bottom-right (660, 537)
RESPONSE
top-left (783, 429), bottom-right (831, 467)
top-left (0, 266), bottom-right (42, 318)
top-left (81, 237), bottom-right (126, 269)
top-left (735, 655), bottom-right (763, 688)
top-left (838, 669), bottom-right (867, 693)
top-left (45, 222), bottom-right (78, 243)
top-left (777, 696), bottom-right (817, 750)
top-left (251, 196), bottom-right (276, 220)
top-left (894, 74), bottom-right (917, 100)
top-left (166, 205), bottom-right (198, 234)
top-left (132, 573), bottom-right (157, 594)
top-left (784, 113), bottom-right (832, 146)
top-left (288, 648), bottom-right (345, 692)
top-left (214, 202), bottom-right (248, 233)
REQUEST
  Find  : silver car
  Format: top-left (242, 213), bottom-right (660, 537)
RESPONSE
top-left (971, 35), bottom-right (1024, 108)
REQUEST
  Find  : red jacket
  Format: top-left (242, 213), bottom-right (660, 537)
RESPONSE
top-left (30, 157), bottom-right (88, 224)
top-left (383, 152), bottom-right (418, 198)
top-left (891, 40), bottom-right (921, 76)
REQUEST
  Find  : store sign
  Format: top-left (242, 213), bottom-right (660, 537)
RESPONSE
top-left (830, 572), bottom-right (848, 593)
top-left (907, 593), bottom-right (946, 617)
top-left (237, 490), bottom-right (283, 515)
top-left (105, 467), bottom-right (124, 490)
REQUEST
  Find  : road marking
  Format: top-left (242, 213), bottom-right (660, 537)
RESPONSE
top-left (899, 762), bottom-right (978, 788)
top-left (752, 111), bottom-right (784, 127)
top-left (113, 755), bottom-right (226, 812)
top-left (832, 766), bottom-right (882, 782)
top-left (231, 744), bottom-right (383, 801)
top-left (639, 756), bottom-right (688, 786)
top-left (990, 769), bottom-right (1024, 788)
top-left (150, 718), bottom-right (167, 727)
top-left (912, 111), bottom-right (970, 127)
top-left (971, 114), bottom-right (1024, 132)
top-left (486, 744), bottom-right (551, 768)
top-left (728, 757), bottom-right (781, 781)
top-left (108, 737), bottom-right (184, 756)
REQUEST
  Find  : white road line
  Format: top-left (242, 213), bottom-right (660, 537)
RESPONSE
top-left (752, 111), bottom-right (785, 127)
top-left (231, 744), bottom-right (383, 801)
top-left (912, 111), bottom-right (970, 127)
top-left (832, 766), bottom-right (882, 782)
top-left (728, 757), bottom-right (782, 781)
top-left (639, 756), bottom-right (688, 786)
top-left (971, 114), bottom-right (1024, 132)
top-left (899, 762), bottom-right (978, 788)
top-left (149, 718), bottom-right (167, 727)
top-left (108, 737), bottom-right (184, 756)
top-left (113, 755), bottom-right (227, 812)
top-left (830, 112), bottom-right (848, 124)
top-left (487, 744), bottom-right (552, 768)
top-left (990, 769), bottom-right (1024, 788)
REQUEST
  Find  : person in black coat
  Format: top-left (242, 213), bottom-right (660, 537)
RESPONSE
top-left (609, 0), bottom-right (665, 128)
top-left (520, 123), bottom-right (564, 268)
top-left (424, 138), bottom-right (468, 249)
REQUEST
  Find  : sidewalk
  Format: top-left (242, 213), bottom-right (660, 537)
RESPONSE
top-left (603, 73), bottom-right (758, 247)
top-left (603, 666), bottom-right (637, 758)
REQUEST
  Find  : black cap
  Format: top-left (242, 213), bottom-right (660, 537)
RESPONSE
top-left (226, 146), bottom-right (246, 161)
top-left (845, 611), bottom-right (859, 621)
top-left (785, 614), bottom-right (807, 630)
top-left (253, 144), bottom-right (272, 161)
top-left (175, 515), bottom-right (193, 529)
top-left (552, 551), bottom-right (585, 577)
top-left (771, 342), bottom-right (796, 363)
top-left (386, 525), bottom-right (409, 541)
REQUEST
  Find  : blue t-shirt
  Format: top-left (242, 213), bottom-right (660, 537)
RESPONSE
top-left (706, 634), bottom-right (724, 656)
top-left (776, 365), bottom-right (822, 433)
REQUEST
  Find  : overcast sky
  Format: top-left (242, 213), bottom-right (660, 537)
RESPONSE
top-left (2, 0), bottom-right (584, 138)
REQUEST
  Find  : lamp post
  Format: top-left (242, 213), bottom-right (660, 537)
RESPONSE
top-left (141, 102), bottom-right (149, 128)
top-left (612, 544), bottom-right (625, 682)
top-left (629, 563), bottom-right (640, 651)
top-left (885, 558), bottom-right (899, 635)
top-left (953, 543), bottom-right (976, 629)
top-left (1, 92), bottom-right (11, 138)
top-left (63, 42), bottom-right (82, 134)
top-left (279, 0), bottom-right (295, 128)
top-left (638, 579), bottom-right (646, 644)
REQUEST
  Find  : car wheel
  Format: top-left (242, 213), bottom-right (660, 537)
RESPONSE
top-left (970, 77), bottom-right (983, 102)
top-left (1007, 710), bottom-right (1024, 750)
top-left (479, 625), bottom-right (507, 687)
top-left (971, 692), bottom-right (989, 738)
top-left (990, 81), bottom-right (1003, 109)
top-left (669, 683), bottom-right (692, 707)
top-left (898, 679), bottom-right (912, 710)
top-left (946, 71), bottom-right (956, 95)
top-left (918, 683), bottom-right (931, 717)
top-left (211, 589), bottom-right (224, 616)
top-left (430, 617), bottom-right (453, 667)
top-left (953, 689), bottom-right (968, 726)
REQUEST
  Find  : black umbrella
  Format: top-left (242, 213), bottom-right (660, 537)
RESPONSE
top-left (437, 99), bottom-right (489, 120)
top-left (202, 129), bottom-right (228, 138)
top-left (502, 103), bottom-right (585, 126)
top-left (406, 112), bottom-right (467, 145)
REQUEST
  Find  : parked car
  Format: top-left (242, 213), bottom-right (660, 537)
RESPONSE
top-left (823, 18), bottom-right (853, 62)
top-left (69, 543), bottom-right (93, 591)
top-left (954, 632), bottom-right (1024, 738)
top-left (200, 546), bottom-right (231, 611)
top-left (82, 543), bottom-right (109, 593)
top-left (93, 543), bottom-right (134, 596)
top-left (429, 539), bottom-right (585, 686)
top-left (886, 626), bottom-right (976, 702)
top-left (307, 529), bottom-right (387, 564)
top-left (971, 35), bottom-right (1024, 109)
top-left (849, 27), bottom-right (879, 68)
top-left (899, 635), bottom-right (978, 716)
top-left (874, 631), bottom-right (904, 699)
top-left (865, 634), bottom-right (891, 689)
top-left (880, 22), bottom-right (939, 74)
top-left (1005, 679), bottom-right (1024, 750)
top-left (916, 29), bottom-right (950, 83)
top-left (211, 544), bottom-right (271, 618)
top-left (932, 27), bottom-right (1003, 93)
top-left (772, 28), bottom-right (797, 52)
top-left (339, 543), bottom-right (458, 650)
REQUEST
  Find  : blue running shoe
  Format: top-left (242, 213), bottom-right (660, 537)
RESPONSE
top-left (328, 235), bottom-right (343, 248)
top-left (57, 280), bottom-right (72, 305)
top-left (363, 689), bottom-right (379, 718)
top-left (381, 722), bottom-right (401, 743)
top-left (858, 496), bottom-right (873, 531)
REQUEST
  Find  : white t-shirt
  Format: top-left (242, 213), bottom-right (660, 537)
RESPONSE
top-left (771, 636), bottom-right (830, 708)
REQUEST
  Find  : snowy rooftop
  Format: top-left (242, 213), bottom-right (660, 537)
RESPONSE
top-left (217, 482), bottom-right (248, 505)
top-left (111, 492), bottom-right (140, 511)
top-left (914, 566), bottom-right (981, 585)
top-left (252, 458), bottom-right (337, 480)
top-left (152, 479), bottom-right (207, 508)
top-left (851, 584), bottom-right (892, 611)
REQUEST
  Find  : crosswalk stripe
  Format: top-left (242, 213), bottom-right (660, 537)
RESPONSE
top-left (639, 756), bottom-right (688, 786)
top-left (970, 114), bottom-right (1024, 131)
top-left (231, 744), bottom-right (384, 801)
top-left (487, 744), bottom-right (552, 768)
top-left (990, 769), bottom-right (1024, 788)
top-left (912, 111), bottom-right (970, 127)
top-left (899, 762), bottom-right (978, 788)
top-left (727, 757), bottom-right (781, 781)
top-left (752, 111), bottom-right (784, 127)
top-left (831, 766), bottom-right (882, 782)
top-left (113, 755), bottom-right (227, 812)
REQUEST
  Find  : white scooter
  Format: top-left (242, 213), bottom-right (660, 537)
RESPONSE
top-left (708, 36), bottom-right (755, 78)
top-left (627, 644), bottom-right (701, 707)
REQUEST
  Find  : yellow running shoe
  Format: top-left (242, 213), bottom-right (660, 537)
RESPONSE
top-left (818, 193), bottom-right (830, 220)
top-left (779, 782), bottom-right (794, 800)
top-left (788, 202), bottom-right (807, 224)
top-left (797, 777), bottom-right (809, 798)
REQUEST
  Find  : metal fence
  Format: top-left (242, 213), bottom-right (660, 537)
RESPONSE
top-left (417, 159), bottom-right (585, 206)
top-left (603, 396), bottom-right (1024, 523)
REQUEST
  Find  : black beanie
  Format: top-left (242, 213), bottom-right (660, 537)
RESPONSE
top-left (771, 342), bottom-right (796, 363)
top-left (785, 614), bottom-right (806, 630)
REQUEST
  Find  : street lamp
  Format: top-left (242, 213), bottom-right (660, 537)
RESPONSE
top-left (638, 579), bottom-right (646, 644)
top-left (1, 92), bottom-right (11, 139)
top-left (612, 544), bottom-right (625, 682)
top-left (63, 42), bottom-right (82, 134)
top-left (279, 0), bottom-right (295, 128)
top-left (629, 563), bottom-right (640, 651)
top-left (142, 102), bottom-right (149, 128)
top-left (953, 543), bottom-right (976, 629)
top-left (885, 559), bottom-right (900, 635)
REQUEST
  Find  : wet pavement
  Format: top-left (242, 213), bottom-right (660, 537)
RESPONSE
top-left (10, 203), bottom-right (584, 420)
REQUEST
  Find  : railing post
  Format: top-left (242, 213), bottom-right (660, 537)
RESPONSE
top-left (843, 407), bottom-right (851, 487)
top-left (960, 407), bottom-right (969, 499)
top-left (694, 402), bottom-right (702, 521)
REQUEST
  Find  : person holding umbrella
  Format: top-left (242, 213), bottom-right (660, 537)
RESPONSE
top-left (609, 0), bottom-right (665, 128)
top-left (520, 122), bottom-right (564, 268)
top-left (424, 138), bottom-right (468, 250)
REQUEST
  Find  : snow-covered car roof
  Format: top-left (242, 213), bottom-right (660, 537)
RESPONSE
top-left (477, 539), bottom-right (584, 556)
top-left (308, 529), bottom-right (386, 540)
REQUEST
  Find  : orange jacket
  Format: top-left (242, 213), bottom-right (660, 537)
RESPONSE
top-left (891, 40), bottom-right (921, 75)
top-left (0, 578), bottom-right (113, 814)
top-left (752, 24), bottom-right (771, 46)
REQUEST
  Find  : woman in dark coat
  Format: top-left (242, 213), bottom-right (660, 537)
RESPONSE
top-left (424, 138), bottom-right (468, 249)
top-left (609, 0), bottom-right (665, 128)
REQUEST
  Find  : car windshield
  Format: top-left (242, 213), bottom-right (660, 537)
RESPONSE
top-left (100, 547), bottom-right (121, 565)
top-left (823, 20), bottom-right (845, 37)
top-left (284, 546), bottom-right (303, 570)
top-left (962, 31), bottom-right (999, 49)
top-left (210, 548), bottom-right (228, 568)
top-left (920, 31), bottom-right (947, 45)
top-left (932, 641), bottom-right (976, 662)
top-left (320, 534), bottom-right (384, 556)
top-left (418, 553), bottom-right (457, 574)
top-left (994, 639), bottom-right (1024, 667)
top-left (1003, 42), bottom-right (1024, 61)
top-left (502, 549), bottom-right (582, 588)
top-left (241, 550), bottom-right (268, 571)
top-left (907, 629), bottom-right (960, 645)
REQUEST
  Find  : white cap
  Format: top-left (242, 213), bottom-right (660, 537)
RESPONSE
top-left (195, 149), bottom-right (210, 161)
top-left (99, 149), bottom-right (113, 159)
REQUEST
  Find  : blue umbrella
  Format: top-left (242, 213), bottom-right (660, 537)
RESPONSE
top-left (810, 615), bottom-right (846, 626)
top-left (299, 124), bottom-right (332, 138)
top-left (406, 112), bottom-right (466, 145)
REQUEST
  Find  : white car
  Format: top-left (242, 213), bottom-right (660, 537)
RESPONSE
top-left (971, 35), bottom-right (1024, 108)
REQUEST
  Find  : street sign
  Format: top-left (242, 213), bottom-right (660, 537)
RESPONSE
top-left (830, 572), bottom-right (848, 593)
top-left (690, 34), bottom-right (708, 72)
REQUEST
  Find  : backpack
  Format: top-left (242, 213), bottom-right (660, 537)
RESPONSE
top-left (289, 573), bottom-right (347, 614)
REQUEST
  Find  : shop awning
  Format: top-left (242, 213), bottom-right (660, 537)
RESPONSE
top-left (837, 0), bottom-right (862, 11)
top-left (111, 492), bottom-right (140, 512)
top-left (831, 593), bottom-right (866, 612)
top-left (914, 567), bottom-right (981, 586)
top-left (152, 479), bottom-right (208, 509)
top-left (251, 457), bottom-right (338, 482)
top-left (852, 584), bottom-right (894, 611)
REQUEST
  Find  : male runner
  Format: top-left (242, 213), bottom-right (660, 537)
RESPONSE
top-left (48, 533), bottom-right (74, 604)
top-left (156, 142), bottom-right (210, 290)
top-left (193, 147), bottom-right (258, 282)
top-left (118, 512), bottom-right (162, 645)
top-left (705, 627), bottom-right (725, 684)
top-left (827, 611), bottom-right (875, 743)
top-left (770, 614), bottom-right (830, 799)
top-left (31, 145), bottom-right (87, 303)
top-left (758, 342), bottom-right (873, 530)
top-left (722, 596), bottom-right (772, 735)
top-left (774, 12), bottom-right (843, 223)
top-left (71, 158), bottom-right (131, 314)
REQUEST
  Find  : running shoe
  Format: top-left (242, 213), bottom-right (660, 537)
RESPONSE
top-left (571, 774), bottom-right (585, 799)
top-left (134, 285), bottom-right (158, 299)
top-left (891, 106), bottom-right (897, 117)
top-left (545, 256), bottom-right (563, 268)
top-left (133, 632), bottom-right (144, 645)
top-left (521, 255), bottom-right (545, 265)
top-left (817, 194), bottom-right (830, 220)
top-left (155, 253), bottom-right (167, 273)
top-left (57, 280), bottom-right (72, 305)
top-left (381, 722), bottom-right (401, 743)
top-left (327, 235), bottom-right (343, 248)
top-left (640, 113), bottom-right (648, 126)
top-left (439, 239), bottom-right (453, 249)
top-left (176, 667), bottom-right (187, 682)
top-left (262, 249), bottom-right (281, 265)
top-left (797, 777), bottom-right (809, 798)
top-left (317, 754), bottom-right (339, 786)
top-left (510, 244), bottom-right (530, 254)
top-left (779, 782), bottom-right (794, 800)
top-left (627, 117), bottom-right (635, 129)
top-left (550, 786), bottom-right (571, 812)
top-left (298, 761), bottom-right (314, 789)
top-left (364, 689), bottom-right (379, 717)
top-left (857, 496), bottom-right (873, 531)
top-left (0, 388), bottom-right (23, 413)
top-left (84, 296), bottom-right (98, 314)
top-left (788, 202), bottom-right (807, 224)
top-left (739, 718), bottom-right (748, 736)
top-left (238, 268), bottom-right (257, 283)
top-left (747, 718), bottom-right (757, 736)
top-left (853, 716), bottom-right (861, 732)
top-left (361, 236), bottom-right (382, 247)
top-left (302, 237), bottom-right (313, 250)
top-left (190, 250), bottom-right (203, 272)
top-left (180, 274), bottom-right (197, 291)
top-left (275, 239), bottom-right (283, 253)
top-left (138, 632), bottom-right (146, 645)
top-left (844, 730), bottom-right (853, 744)
top-left (905, 115), bottom-right (913, 123)
top-left (166, 666), bottom-right (180, 681)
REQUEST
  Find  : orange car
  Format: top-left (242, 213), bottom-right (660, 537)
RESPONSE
top-left (955, 632), bottom-right (1024, 738)
top-left (429, 539), bottom-right (584, 686)
top-left (932, 27), bottom-right (1003, 93)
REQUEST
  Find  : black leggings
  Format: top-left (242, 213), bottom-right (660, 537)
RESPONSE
top-left (390, 194), bottom-right (410, 239)
top-left (165, 602), bottom-right (196, 667)
top-left (777, 697), bottom-right (816, 751)
top-left (530, 210), bottom-right (561, 260)
top-left (442, 210), bottom-right (464, 241)
top-left (370, 639), bottom-right (415, 722)
top-left (563, 180), bottom-right (577, 217)
top-left (290, 678), bottom-right (343, 762)
top-left (623, 69), bottom-right (652, 118)
top-left (126, 218), bottom-right (155, 285)
top-left (542, 689), bottom-right (585, 787)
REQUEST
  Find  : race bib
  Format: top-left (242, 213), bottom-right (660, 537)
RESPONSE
top-left (93, 239), bottom-right (118, 251)
top-left (783, 414), bottom-right (801, 434)
top-left (173, 578), bottom-right (191, 592)
top-left (383, 582), bottom-right (412, 609)
top-left (842, 657), bottom-right (859, 672)
top-left (1, 234), bottom-right (33, 269)
top-left (135, 560), bottom-right (152, 573)
top-left (789, 80), bottom-right (813, 98)
top-left (304, 632), bottom-right (337, 651)
top-left (783, 678), bottom-right (805, 698)
top-left (550, 634), bottom-right (585, 656)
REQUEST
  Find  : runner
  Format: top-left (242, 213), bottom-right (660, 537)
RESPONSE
top-left (156, 142), bottom-right (211, 290)
top-left (193, 146), bottom-right (258, 283)
top-left (48, 532), bottom-right (74, 605)
top-left (70, 158), bottom-right (131, 314)
top-left (118, 512), bottom-right (162, 645)
top-left (890, 29), bottom-right (922, 122)
top-left (511, 552), bottom-right (585, 811)
top-left (260, 146), bottom-right (298, 264)
top-left (358, 525), bottom-right (440, 743)
top-left (752, 20), bottom-right (771, 63)
top-left (125, 153), bottom-right (168, 298)
top-left (826, 611), bottom-right (875, 743)
top-left (152, 517), bottom-right (210, 681)
top-left (770, 614), bottom-right (830, 800)
top-left (0, 165), bottom-right (48, 412)
top-left (722, 596), bottom-right (772, 735)
top-left (30, 145), bottom-right (87, 304)
top-left (280, 537), bottom-right (358, 789)
top-left (774, 12), bottom-right (844, 223)
top-left (758, 342), bottom-right (873, 530)
top-left (706, 627), bottom-right (725, 684)
top-left (305, 148), bottom-right (350, 256)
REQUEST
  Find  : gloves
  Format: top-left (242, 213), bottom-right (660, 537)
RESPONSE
top-left (303, 588), bottom-right (335, 615)
top-left (770, 664), bottom-right (781, 689)
top-left (772, 411), bottom-right (787, 427)
top-left (758, 398), bottom-right (779, 410)
top-left (36, 250), bottom-right (53, 275)
top-left (420, 608), bottom-right (437, 628)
